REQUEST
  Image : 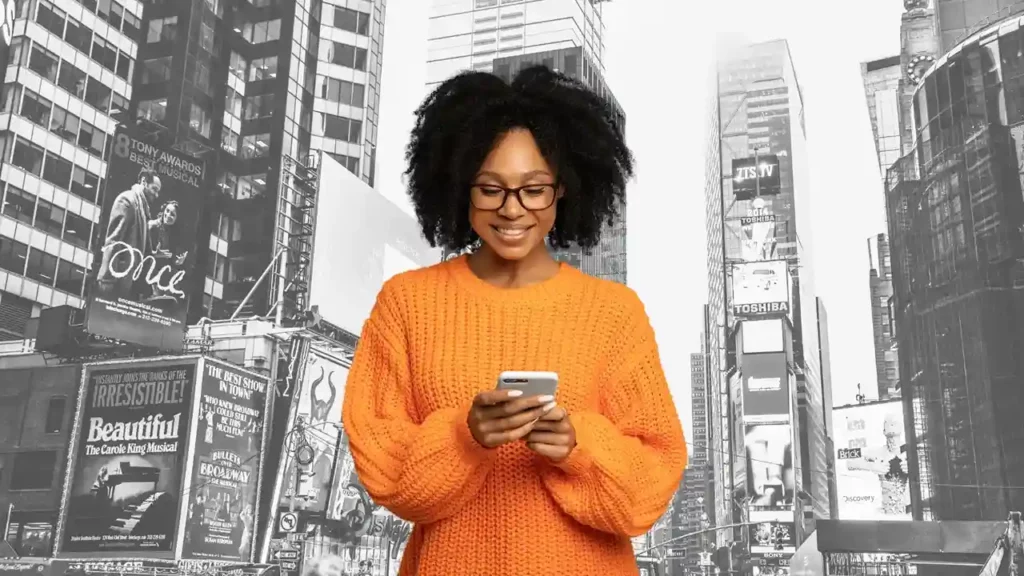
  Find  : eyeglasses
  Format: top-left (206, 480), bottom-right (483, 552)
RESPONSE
top-left (469, 183), bottom-right (558, 211)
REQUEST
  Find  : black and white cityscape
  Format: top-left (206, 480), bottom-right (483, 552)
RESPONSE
top-left (0, 1), bottom-right (1023, 576)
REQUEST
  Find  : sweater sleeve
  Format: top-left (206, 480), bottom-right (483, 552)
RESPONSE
top-left (538, 293), bottom-right (687, 537)
top-left (341, 279), bottom-right (498, 525)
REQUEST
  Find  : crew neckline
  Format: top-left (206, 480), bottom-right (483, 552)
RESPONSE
top-left (448, 253), bottom-right (577, 304)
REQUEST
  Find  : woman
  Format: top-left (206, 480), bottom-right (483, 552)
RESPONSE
top-left (342, 66), bottom-right (687, 576)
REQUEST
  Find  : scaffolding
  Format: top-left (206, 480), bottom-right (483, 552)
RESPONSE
top-left (269, 153), bottom-right (320, 328)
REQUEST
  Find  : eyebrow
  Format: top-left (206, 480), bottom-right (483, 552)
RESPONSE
top-left (475, 170), bottom-right (554, 182)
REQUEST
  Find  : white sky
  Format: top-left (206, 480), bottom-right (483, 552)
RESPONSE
top-left (374, 0), bottom-right (907, 439)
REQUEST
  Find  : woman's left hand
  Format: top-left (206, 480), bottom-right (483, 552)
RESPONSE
top-left (526, 406), bottom-right (576, 463)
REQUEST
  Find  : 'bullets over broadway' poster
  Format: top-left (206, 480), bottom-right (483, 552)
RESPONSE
top-left (60, 360), bottom-right (196, 554)
top-left (181, 359), bottom-right (268, 562)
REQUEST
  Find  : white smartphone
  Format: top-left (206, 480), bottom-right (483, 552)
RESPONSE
top-left (496, 371), bottom-right (559, 398)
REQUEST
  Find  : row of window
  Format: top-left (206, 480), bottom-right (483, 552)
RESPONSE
top-left (217, 171), bottom-right (268, 201)
top-left (7, 39), bottom-right (129, 121)
top-left (76, 0), bottom-right (142, 40)
top-left (6, 84), bottom-right (107, 159)
top-left (326, 41), bottom-right (368, 72)
top-left (319, 112), bottom-right (362, 143)
top-left (1, 184), bottom-right (93, 251)
top-left (333, 6), bottom-right (370, 36)
top-left (0, 133), bottom-right (105, 205)
top-left (0, 234), bottom-right (86, 295)
top-left (320, 76), bottom-right (365, 108)
top-left (35, 1), bottom-right (135, 82)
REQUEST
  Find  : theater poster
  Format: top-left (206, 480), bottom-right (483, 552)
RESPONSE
top-left (85, 127), bottom-right (207, 352)
top-left (180, 359), bottom-right (270, 562)
top-left (57, 359), bottom-right (198, 555)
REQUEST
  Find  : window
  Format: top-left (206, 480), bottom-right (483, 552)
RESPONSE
top-left (64, 18), bottom-right (92, 53)
top-left (33, 198), bottom-right (65, 237)
top-left (189, 103), bottom-right (211, 138)
top-left (57, 62), bottom-right (87, 98)
top-left (50, 107), bottom-right (81, 143)
top-left (11, 139), bottom-right (45, 176)
top-left (91, 37), bottom-right (118, 71)
top-left (0, 237), bottom-right (29, 275)
top-left (108, 1), bottom-right (124, 29)
top-left (322, 113), bottom-right (362, 143)
top-left (224, 86), bottom-right (242, 117)
top-left (147, 16), bottom-right (178, 44)
top-left (240, 133), bottom-right (270, 158)
top-left (138, 98), bottom-right (167, 122)
top-left (25, 248), bottom-right (58, 285)
top-left (28, 46), bottom-right (59, 83)
top-left (221, 127), bottom-right (239, 154)
top-left (326, 152), bottom-right (359, 175)
top-left (115, 51), bottom-right (133, 81)
top-left (122, 10), bottom-right (141, 40)
top-left (10, 451), bottom-right (57, 491)
top-left (36, 0), bottom-right (66, 37)
top-left (1, 83), bottom-right (22, 113)
top-left (242, 19), bottom-right (281, 44)
top-left (20, 89), bottom-right (53, 127)
top-left (42, 153), bottom-right (73, 190)
top-left (84, 78), bottom-right (112, 112)
top-left (2, 187), bottom-right (36, 224)
top-left (237, 173), bottom-right (267, 200)
top-left (228, 52), bottom-right (247, 80)
top-left (243, 94), bottom-right (275, 119)
top-left (70, 167), bottom-right (99, 203)
top-left (44, 397), bottom-right (66, 434)
top-left (248, 56), bottom-right (278, 81)
top-left (110, 93), bottom-right (129, 119)
top-left (330, 42), bottom-right (367, 71)
top-left (199, 21), bottom-right (215, 51)
top-left (77, 121), bottom-right (104, 157)
top-left (62, 212), bottom-right (91, 250)
top-left (320, 77), bottom-right (365, 107)
top-left (55, 259), bottom-right (85, 294)
top-left (334, 7), bottom-right (369, 35)
top-left (194, 61), bottom-right (211, 92)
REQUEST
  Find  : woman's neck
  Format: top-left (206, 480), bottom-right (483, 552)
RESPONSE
top-left (467, 244), bottom-right (561, 289)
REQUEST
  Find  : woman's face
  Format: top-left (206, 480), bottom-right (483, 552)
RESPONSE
top-left (162, 204), bottom-right (178, 225)
top-left (469, 128), bottom-right (560, 261)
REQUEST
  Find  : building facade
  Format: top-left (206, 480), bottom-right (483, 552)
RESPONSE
top-left (933, 0), bottom-right (1024, 53)
top-left (861, 55), bottom-right (903, 181)
top-left (886, 11), bottom-right (1024, 521)
top-left (712, 39), bottom-right (830, 558)
top-left (816, 297), bottom-right (839, 519)
top-left (0, 0), bottom-right (142, 339)
top-left (425, 0), bottom-right (606, 89)
top-left (0, 361), bottom-right (79, 557)
top-left (868, 234), bottom-right (898, 400)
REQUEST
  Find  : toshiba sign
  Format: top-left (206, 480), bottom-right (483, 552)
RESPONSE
top-left (733, 302), bottom-right (789, 315)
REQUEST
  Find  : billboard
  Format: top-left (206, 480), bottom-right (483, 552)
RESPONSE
top-left (181, 359), bottom-right (270, 561)
top-left (732, 154), bottom-right (781, 200)
top-left (740, 198), bottom-right (779, 261)
top-left (278, 350), bottom-right (346, 514)
top-left (59, 359), bottom-right (197, 554)
top-left (85, 128), bottom-right (207, 352)
top-left (744, 424), bottom-right (794, 508)
top-left (307, 153), bottom-right (440, 336)
top-left (740, 353), bottom-right (790, 422)
top-left (732, 260), bottom-right (790, 317)
top-left (833, 400), bottom-right (911, 520)
top-left (749, 520), bottom-right (796, 555)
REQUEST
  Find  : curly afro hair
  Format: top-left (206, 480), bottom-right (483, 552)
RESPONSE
top-left (405, 65), bottom-right (634, 251)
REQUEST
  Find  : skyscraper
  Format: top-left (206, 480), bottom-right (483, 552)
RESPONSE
top-left (0, 0), bottom-right (141, 339)
top-left (867, 234), bottom-right (898, 400)
top-left (860, 56), bottom-right (902, 181)
top-left (933, 0), bottom-right (1024, 52)
top-left (710, 40), bottom-right (830, 558)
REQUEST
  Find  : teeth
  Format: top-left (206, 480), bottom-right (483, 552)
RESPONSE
top-left (495, 227), bottom-right (528, 238)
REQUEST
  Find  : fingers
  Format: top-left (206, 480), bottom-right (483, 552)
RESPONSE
top-left (525, 441), bottom-right (568, 461)
top-left (535, 406), bottom-right (567, 422)
top-left (478, 402), bottom-right (555, 434)
top-left (477, 395), bottom-right (556, 421)
top-left (473, 389), bottom-right (526, 407)
top-left (530, 415), bottom-right (571, 432)
top-left (524, 431), bottom-right (573, 446)
top-left (475, 415), bottom-right (541, 447)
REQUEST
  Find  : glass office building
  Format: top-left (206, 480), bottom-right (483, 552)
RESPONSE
top-left (886, 11), bottom-right (1024, 520)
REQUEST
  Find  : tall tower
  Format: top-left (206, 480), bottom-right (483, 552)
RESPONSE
top-left (868, 234), bottom-right (898, 400)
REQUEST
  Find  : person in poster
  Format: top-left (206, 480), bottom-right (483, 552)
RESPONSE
top-left (845, 410), bottom-right (910, 516)
top-left (61, 362), bottom-right (195, 553)
top-left (182, 360), bottom-right (267, 561)
top-left (281, 358), bottom-right (343, 513)
top-left (745, 424), bottom-right (795, 507)
top-left (95, 168), bottom-right (163, 299)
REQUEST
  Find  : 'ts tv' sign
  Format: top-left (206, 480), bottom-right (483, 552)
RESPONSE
top-left (732, 154), bottom-right (782, 200)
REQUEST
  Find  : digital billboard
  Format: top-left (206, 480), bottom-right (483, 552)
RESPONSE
top-left (833, 400), bottom-right (911, 520)
top-left (740, 198), bottom-right (779, 261)
top-left (732, 260), bottom-right (790, 317)
top-left (181, 359), bottom-right (270, 561)
top-left (745, 424), bottom-right (794, 508)
top-left (732, 154), bottom-right (781, 200)
top-left (59, 359), bottom-right (197, 555)
top-left (85, 128), bottom-right (207, 352)
top-left (740, 353), bottom-right (790, 421)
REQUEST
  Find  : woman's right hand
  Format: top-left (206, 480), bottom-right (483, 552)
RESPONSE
top-left (467, 390), bottom-right (556, 449)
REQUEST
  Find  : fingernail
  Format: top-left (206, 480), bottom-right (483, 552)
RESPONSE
top-left (538, 395), bottom-right (555, 403)
top-left (507, 390), bottom-right (523, 397)
top-left (543, 401), bottom-right (557, 411)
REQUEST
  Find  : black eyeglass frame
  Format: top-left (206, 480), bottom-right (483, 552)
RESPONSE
top-left (468, 182), bottom-right (560, 211)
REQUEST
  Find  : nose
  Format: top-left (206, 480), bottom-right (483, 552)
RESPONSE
top-left (498, 191), bottom-right (526, 219)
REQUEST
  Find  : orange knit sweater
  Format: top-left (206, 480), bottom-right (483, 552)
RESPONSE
top-left (341, 255), bottom-right (687, 576)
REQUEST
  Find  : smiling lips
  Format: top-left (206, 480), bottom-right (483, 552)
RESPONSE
top-left (492, 225), bottom-right (534, 241)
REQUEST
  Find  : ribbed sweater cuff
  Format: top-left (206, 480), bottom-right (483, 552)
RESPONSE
top-left (552, 413), bottom-right (596, 476)
top-left (452, 407), bottom-right (497, 464)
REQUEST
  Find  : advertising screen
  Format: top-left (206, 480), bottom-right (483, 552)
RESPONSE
top-left (740, 198), bottom-right (779, 261)
top-left (85, 128), bottom-right (207, 352)
top-left (748, 517), bottom-right (796, 554)
top-left (181, 359), bottom-right (269, 561)
top-left (745, 424), bottom-right (794, 508)
top-left (740, 353), bottom-right (790, 421)
top-left (732, 154), bottom-right (781, 200)
top-left (732, 260), bottom-right (790, 317)
top-left (833, 400), bottom-right (911, 520)
top-left (60, 359), bottom-right (197, 554)
top-left (278, 350), bottom-right (346, 514)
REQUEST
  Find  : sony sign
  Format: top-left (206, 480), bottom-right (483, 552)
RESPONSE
top-left (733, 301), bottom-right (789, 316)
